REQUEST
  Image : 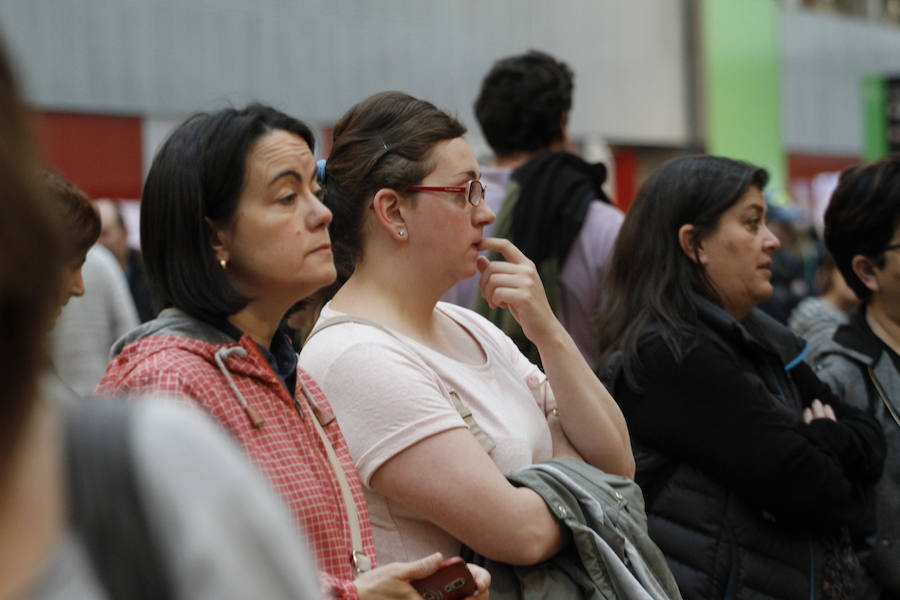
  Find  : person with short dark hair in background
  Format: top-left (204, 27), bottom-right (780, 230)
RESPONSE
top-left (597, 154), bottom-right (885, 600)
top-left (94, 198), bottom-right (156, 322)
top-left (814, 156), bottom-right (900, 598)
top-left (444, 50), bottom-right (623, 369)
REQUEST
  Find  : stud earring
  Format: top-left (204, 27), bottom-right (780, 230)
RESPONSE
top-left (398, 229), bottom-right (405, 237)
top-left (219, 259), bottom-right (227, 269)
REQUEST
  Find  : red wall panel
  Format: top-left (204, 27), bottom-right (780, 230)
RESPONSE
top-left (30, 111), bottom-right (142, 199)
top-left (787, 153), bottom-right (858, 180)
top-left (612, 146), bottom-right (639, 212)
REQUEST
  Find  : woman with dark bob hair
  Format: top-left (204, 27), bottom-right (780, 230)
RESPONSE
top-left (597, 154), bottom-right (886, 600)
top-left (0, 36), bottom-right (325, 599)
top-left (299, 92), bottom-right (634, 569)
top-left (97, 104), bottom-right (488, 599)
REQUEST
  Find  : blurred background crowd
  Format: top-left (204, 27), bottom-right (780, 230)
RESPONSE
top-left (5, 0), bottom-right (900, 363)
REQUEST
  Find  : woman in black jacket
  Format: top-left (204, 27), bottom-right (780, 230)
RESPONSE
top-left (597, 155), bottom-right (886, 600)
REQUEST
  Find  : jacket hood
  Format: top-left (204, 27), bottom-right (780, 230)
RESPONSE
top-left (110, 307), bottom-right (234, 358)
top-left (814, 305), bottom-right (880, 367)
top-left (104, 307), bottom-right (273, 429)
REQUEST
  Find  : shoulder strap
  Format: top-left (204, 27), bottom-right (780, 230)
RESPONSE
top-left (867, 365), bottom-right (900, 430)
top-left (307, 315), bottom-right (496, 454)
top-left (65, 401), bottom-right (174, 600)
top-left (298, 381), bottom-right (372, 573)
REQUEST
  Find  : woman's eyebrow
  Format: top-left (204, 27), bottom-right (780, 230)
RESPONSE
top-left (268, 169), bottom-right (303, 186)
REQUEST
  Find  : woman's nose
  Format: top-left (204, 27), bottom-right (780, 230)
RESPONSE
top-left (474, 200), bottom-right (496, 226)
top-left (308, 195), bottom-right (333, 229)
top-left (763, 225), bottom-right (781, 252)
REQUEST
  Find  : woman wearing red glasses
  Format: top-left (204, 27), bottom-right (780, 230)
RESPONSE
top-left (299, 92), bottom-right (633, 567)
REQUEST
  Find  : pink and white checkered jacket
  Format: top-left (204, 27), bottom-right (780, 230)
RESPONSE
top-left (97, 308), bottom-right (376, 599)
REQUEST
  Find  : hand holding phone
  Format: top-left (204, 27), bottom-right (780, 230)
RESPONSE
top-left (410, 557), bottom-right (477, 600)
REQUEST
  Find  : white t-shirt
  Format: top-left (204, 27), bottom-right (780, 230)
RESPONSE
top-left (299, 302), bottom-right (555, 563)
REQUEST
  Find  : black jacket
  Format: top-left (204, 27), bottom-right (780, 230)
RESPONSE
top-left (601, 298), bottom-right (886, 599)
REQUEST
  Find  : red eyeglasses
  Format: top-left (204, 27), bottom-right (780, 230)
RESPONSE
top-left (404, 180), bottom-right (486, 207)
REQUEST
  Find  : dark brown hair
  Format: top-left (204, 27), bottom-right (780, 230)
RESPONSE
top-left (324, 91), bottom-right (466, 280)
top-left (824, 156), bottom-right (900, 304)
top-left (40, 169), bottom-right (100, 261)
top-left (596, 155), bottom-right (768, 391)
top-left (0, 37), bottom-right (63, 474)
top-left (475, 50), bottom-right (574, 157)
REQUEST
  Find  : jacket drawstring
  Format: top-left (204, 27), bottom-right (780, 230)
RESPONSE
top-left (214, 346), bottom-right (265, 428)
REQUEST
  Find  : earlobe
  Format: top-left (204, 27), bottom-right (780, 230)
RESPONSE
top-left (678, 224), bottom-right (705, 264)
top-left (851, 254), bottom-right (880, 294)
top-left (371, 188), bottom-right (408, 241)
top-left (205, 217), bottom-right (229, 264)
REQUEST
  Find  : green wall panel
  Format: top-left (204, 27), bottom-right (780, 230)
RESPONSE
top-left (703, 0), bottom-right (785, 194)
top-left (862, 76), bottom-right (887, 161)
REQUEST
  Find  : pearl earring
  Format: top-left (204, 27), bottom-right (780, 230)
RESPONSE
top-left (219, 259), bottom-right (227, 269)
top-left (398, 230), bottom-right (405, 237)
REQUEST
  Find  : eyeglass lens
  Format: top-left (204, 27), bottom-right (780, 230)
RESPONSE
top-left (467, 181), bottom-right (485, 207)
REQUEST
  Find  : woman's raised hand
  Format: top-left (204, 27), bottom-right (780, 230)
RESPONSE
top-left (477, 237), bottom-right (561, 346)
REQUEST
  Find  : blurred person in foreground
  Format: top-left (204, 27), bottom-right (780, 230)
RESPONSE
top-left (0, 38), bottom-right (322, 600)
top-left (813, 156), bottom-right (900, 598)
top-left (95, 103), bottom-right (489, 599)
top-left (94, 198), bottom-right (155, 322)
top-left (597, 155), bottom-right (885, 600)
top-left (445, 50), bottom-right (623, 370)
top-left (44, 176), bottom-right (139, 396)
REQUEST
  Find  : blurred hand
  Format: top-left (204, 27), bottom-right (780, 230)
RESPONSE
top-left (355, 553), bottom-right (443, 599)
top-left (355, 553), bottom-right (491, 599)
top-left (476, 237), bottom-right (559, 346)
top-left (802, 399), bottom-right (837, 424)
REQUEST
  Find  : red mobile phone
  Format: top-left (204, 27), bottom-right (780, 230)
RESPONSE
top-left (410, 557), bottom-right (477, 600)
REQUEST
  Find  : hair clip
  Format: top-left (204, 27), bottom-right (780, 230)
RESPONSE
top-left (316, 159), bottom-right (327, 184)
top-left (376, 132), bottom-right (389, 151)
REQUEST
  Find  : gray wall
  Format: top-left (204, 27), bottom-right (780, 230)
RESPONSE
top-left (7, 1), bottom-right (899, 157)
top-left (781, 8), bottom-right (900, 155)
top-left (0, 0), bottom-right (689, 148)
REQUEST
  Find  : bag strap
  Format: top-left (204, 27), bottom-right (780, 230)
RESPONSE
top-left (307, 315), bottom-right (496, 454)
top-left (298, 380), bottom-right (372, 573)
top-left (65, 401), bottom-right (174, 599)
top-left (867, 365), bottom-right (900, 430)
